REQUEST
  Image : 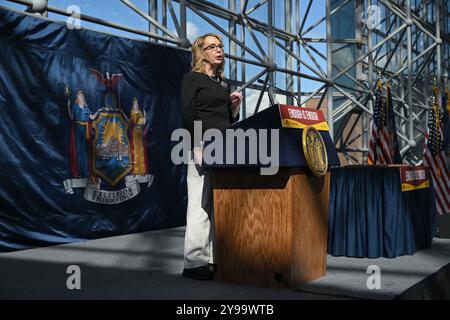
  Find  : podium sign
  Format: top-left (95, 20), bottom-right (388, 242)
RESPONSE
top-left (279, 104), bottom-right (330, 131)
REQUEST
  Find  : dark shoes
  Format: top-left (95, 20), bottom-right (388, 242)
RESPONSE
top-left (208, 263), bottom-right (217, 273)
top-left (182, 266), bottom-right (214, 280)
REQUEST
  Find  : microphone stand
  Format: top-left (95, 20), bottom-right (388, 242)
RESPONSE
top-left (257, 79), bottom-right (301, 107)
top-left (268, 90), bottom-right (276, 106)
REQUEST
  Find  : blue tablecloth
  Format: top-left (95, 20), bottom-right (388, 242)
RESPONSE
top-left (328, 166), bottom-right (437, 258)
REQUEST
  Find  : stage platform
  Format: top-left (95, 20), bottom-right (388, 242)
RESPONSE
top-left (0, 227), bottom-right (449, 300)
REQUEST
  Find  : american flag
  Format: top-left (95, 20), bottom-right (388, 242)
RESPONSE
top-left (368, 80), bottom-right (401, 164)
top-left (423, 92), bottom-right (450, 215)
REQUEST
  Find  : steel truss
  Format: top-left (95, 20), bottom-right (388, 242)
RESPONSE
top-left (2, 0), bottom-right (449, 165)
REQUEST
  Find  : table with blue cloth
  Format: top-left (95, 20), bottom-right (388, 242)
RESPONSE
top-left (328, 166), bottom-right (437, 258)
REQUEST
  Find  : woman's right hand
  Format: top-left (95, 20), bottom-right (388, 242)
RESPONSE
top-left (193, 146), bottom-right (203, 165)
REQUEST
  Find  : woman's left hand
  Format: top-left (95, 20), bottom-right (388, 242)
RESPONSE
top-left (230, 91), bottom-right (242, 108)
top-left (230, 91), bottom-right (242, 118)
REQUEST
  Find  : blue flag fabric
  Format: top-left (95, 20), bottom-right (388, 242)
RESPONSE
top-left (384, 83), bottom-right (402, 164)
top-left (0, 8), bottom-right (190, 251)
top-left (441, 90), bottom-right (450, 153)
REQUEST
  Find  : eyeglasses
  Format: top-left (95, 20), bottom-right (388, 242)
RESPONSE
top-left (203, 44), bottom-right (225, 51)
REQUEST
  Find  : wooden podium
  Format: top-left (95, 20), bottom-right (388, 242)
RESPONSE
top-left (205, 104), bottom-right (339, 288)
top-left (213, 167), bottom-right (329, 288)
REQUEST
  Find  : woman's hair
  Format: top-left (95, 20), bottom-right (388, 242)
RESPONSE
top-left (191, 33), bottom-right (225, 80)
top-left (75, 90), bottom-right (86, 106)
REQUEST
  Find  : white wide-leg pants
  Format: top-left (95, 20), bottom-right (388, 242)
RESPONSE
top-left (183, 160), bottom-right (214, 269)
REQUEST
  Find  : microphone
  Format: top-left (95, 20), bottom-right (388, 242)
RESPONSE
top-left (256, 79), bottom-right (276, 106)
top-left (257, 79), bottom-right (301, 107)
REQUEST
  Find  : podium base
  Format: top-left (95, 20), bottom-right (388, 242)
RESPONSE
top-left (213, 167), bottom-right (329, 288)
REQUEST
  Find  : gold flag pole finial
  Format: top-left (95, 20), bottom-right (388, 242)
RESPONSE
top-left (430, 94), bottom-right (436, 106)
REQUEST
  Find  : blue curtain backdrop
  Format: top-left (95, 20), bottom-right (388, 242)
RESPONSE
top-left (328, 167), bottom-right (437, 258)
top-left (0, 8), bottom-right (190, 251)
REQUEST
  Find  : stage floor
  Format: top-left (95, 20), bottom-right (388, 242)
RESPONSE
top-left (0, 226), bottom-right (449, 299)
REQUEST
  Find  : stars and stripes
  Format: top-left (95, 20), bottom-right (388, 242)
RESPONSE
top-left (423, 90), bottom-right (450, 215)
top-left (368, 80), bottom-right (401, 165)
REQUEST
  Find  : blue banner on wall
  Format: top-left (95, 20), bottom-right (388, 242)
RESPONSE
top-left (0, 8), bottom-right (190, 251)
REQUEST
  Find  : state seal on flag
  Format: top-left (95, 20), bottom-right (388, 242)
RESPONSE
top-left (302, 126), bottom-right (328, 177)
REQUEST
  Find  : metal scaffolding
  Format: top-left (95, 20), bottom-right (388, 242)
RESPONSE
top-left (2, 0), bottom-right (449, 165)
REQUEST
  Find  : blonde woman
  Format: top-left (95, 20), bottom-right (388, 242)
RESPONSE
top-left (181, 33), bottom-right (242, 280)
top-left (129, 98), bottom-right (148, 176)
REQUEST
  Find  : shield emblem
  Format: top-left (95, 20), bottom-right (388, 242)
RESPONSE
top-left (92, 110), bottom-right (131, 186)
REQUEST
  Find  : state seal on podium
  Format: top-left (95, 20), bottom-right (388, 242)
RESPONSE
top-left (302, 126), bottom-right (328, 177)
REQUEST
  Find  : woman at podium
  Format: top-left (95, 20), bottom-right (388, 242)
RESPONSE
top-left (181, 33), bottom-right (242, 280)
